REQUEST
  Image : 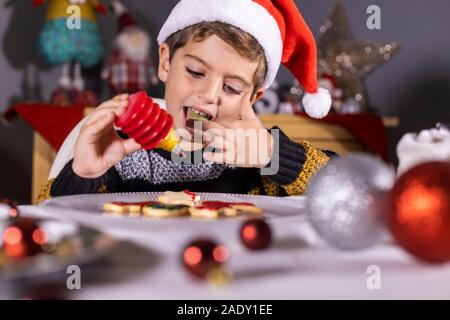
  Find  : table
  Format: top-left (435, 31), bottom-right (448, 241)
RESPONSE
top-left (2, 200), bottom-right (449, 300)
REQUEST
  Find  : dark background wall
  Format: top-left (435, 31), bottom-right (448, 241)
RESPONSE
top-left (1, 0), bottom-right (449, 203)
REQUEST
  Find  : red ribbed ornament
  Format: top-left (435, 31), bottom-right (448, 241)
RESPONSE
top-left (115, 91), bottom-right (176, 151)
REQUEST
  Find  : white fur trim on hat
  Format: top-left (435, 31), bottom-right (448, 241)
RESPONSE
top-left (157, 0), bottom-right (282, 89)
top-left (302, 88), bottom-right (332, 119)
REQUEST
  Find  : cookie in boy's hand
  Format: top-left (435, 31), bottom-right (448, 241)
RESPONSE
top-left (186, 108), bottom-right (212, 121)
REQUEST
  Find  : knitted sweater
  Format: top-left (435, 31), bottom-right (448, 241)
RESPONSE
top-left (37, 127), bottom-right (334, 201)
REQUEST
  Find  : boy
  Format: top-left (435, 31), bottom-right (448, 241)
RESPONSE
top-left (38, 0), bottom-right (334, 201)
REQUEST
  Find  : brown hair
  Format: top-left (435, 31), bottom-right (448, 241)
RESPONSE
top-left (164, 21), bottom-right (267, 96)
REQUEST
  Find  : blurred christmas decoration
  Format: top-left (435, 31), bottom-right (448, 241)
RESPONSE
top-left (339, 98), bottom-right (362, 115)
top-left (277, 80), bottom-right (304, 114)
top-left (50, 88), bottom-right (98, 107)
top-left (1, 218), bottom-right (47, 259)
top-left (73, 90), bottom-right (99, 107)
top-left (182, 238), bottom-right (229, 279)
top-left (316, 1), bottom-right (401, 113)
top-left (396, 124), bottom-right (450, 176)
top-left (34, 0), bottom-right (106, 98)
top-left (0, 214), bottom-right (109, 283)
top-left (318, 74), bottom-right (343, 112)
top-left (306, 153), bottom-right (395, 250)
top-left (205, 265), bottom-right (232, 287)
top-left (254, 80), bottom-right (280, 114)
top-left (0, 201), bottom-right (12, 221)
top-left (102, 0), bottom-right (159, 95)
top-left (0, 198), bottom-right (18, 219)
top-left (240, 219), bottom-right (272, 250)
top-left (387, 162), bottom-right (450, 263)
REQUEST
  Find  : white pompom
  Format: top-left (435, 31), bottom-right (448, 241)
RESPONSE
top-left (302, 88), bottom-right (332, 119)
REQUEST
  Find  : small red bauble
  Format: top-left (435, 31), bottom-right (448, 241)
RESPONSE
top-left (387, 161), bottom-right (450, 263)
top-left (2, 218), bottom-right (47, 259)
top-left (240, 219), bottom-right (272, 250)
top-left (182, 239), bottom-right (229, 278)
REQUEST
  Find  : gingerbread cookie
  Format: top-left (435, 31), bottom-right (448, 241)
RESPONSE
top-left (189, 201), bottom-right (263, 219)
top-left (102, 201), bottom-right (155, 217)
top-left (142, 203), bottom-right (190, 218)
top-left (157, 190), bottom-right (201, 206)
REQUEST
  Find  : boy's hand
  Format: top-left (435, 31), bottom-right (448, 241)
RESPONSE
top-left (195, 104), bottom-right (274, 168)
top-left (72, 94), bottom-right (141, 178)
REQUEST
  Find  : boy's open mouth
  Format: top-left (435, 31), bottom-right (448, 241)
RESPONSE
top-left (183, 106), bottom-right (213, 122)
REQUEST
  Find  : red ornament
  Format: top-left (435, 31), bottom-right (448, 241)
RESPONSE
top-left (240, 219), bottom-right (272, 250)
top-left (73, 90), bottom-right (99, 107)
top-left (2, 218), bottom-right (47, 259)
top-left (182, 239), bottom-right (229, 278)
top-left (115, 91), bottom-right (174, 150)
top-left (50, 88), bottom-right (73, 107)
top-left (387, 162), bottom-right (450, 263)
top-left (1, 198), bottom-right (18, 218)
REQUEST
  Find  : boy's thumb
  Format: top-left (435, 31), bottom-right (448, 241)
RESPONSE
top-left (240, 104), bottom-right (257, 120)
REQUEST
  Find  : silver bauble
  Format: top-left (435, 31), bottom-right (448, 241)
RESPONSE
top-left (306, 153), bottom-right (395, 250)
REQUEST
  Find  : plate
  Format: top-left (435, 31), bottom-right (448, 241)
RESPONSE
top-left (30, 192), bottom-right (307, 233)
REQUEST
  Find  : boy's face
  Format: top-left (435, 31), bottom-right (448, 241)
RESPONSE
top-left (158, 34), bottom-right (265, 136)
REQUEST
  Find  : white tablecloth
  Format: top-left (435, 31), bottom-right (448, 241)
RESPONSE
top-left (2, 199), bottom-right (450, 300)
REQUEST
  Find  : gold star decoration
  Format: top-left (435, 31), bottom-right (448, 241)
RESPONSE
top-left (317, 1), bottom-right (401, 113)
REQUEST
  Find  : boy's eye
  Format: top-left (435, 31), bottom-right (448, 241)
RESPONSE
top-left (224, 84), bottom-right (243, 95)
top-left (186, 67), bottom-right (204, 79)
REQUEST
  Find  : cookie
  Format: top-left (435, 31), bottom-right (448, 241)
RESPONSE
top-left (142, 203), bottom-right (190, 218)
top-left (189, 205), bottom-right (236, 219)
top-left (230, 203), bottom-right (264, 216)
top-left (189, 201), bottom-right (264, 219)
top-left (102, 202), bottom-right (129, 215)
top-left (157, 190), bottom-right (201, 206)
top-left (102, 201), bottom-right (156, 217)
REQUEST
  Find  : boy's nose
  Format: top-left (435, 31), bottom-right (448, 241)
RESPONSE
top-left (198, 78), bottom-right (221, 105)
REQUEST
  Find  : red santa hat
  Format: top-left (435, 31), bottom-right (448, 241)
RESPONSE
top-left (111, 0), bottom-right (138, 34)
top-left (157, 0), bottom-right (331, 118)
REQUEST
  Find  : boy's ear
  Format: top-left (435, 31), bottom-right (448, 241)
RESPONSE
top-left (158, 43), bottom-right (171, 83)
top-left (250, 88), bottom-right (266, 105)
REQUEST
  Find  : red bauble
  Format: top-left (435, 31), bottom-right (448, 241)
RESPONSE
top-left (182, 239), bottom-right (229, 278)
top-left (387, 162), bottom-right (450, 263)
top-left (2, 218), bottom-right (46, 259)
top-left (73, 90), bottom-right (98, 107)
top-left (240, 219), bottom-right (272, 250)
